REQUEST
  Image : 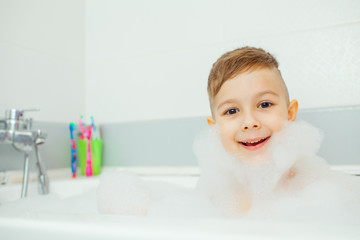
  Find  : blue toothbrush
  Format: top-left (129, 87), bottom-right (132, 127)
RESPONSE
top-left (69, 122), bottom-right (77, 178)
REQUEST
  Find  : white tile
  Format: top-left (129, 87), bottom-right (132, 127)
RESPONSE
top-left (86, 0), bottom-right (223, 62)
top-left (221, 0), bottom-right (360, 42)
top-left (0, 43), bottom-right (85, 122)
top-left (0, 0), bottom-right (85, 61)
top-left (86, 45), bottom-right (224, 123)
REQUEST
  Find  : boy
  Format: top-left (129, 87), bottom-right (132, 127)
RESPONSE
top-left (206, 47), bottom-right (299, 163)
top-left (197, 47), bottom-right (304, 215)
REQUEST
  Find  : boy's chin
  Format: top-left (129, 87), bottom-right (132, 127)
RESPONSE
top-left (231, 148), bottom-right (271, 167)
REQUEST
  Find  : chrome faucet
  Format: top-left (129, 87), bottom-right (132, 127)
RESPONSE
top-left (0, 109), bottom-right (49, 198)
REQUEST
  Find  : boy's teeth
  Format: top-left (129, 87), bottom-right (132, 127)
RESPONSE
top-left (244, 138), bottom-right (266, 143)
top-left (241, 137), bottom-right (269, 146)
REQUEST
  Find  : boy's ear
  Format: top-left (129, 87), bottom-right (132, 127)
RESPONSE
top-left (206, 116), bottom-right (216, 126)
top-left (288, 99), bottom-right (299, 122)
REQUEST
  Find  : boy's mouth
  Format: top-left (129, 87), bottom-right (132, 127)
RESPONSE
top-left (239, 136), bottom-right (270, 151)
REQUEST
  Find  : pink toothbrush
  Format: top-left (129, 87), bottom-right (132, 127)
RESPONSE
top-left (78, 116), bottom-right (85, 140)
top-left (84, 126), bottom-right (93, 177)
top-left (78, 116), bottom-right (93, 177)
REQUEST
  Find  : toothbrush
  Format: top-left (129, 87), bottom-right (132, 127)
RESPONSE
top-left (78, 116), bottom-right (85, 140)
top-left (90, 116), bottom-right (98, 139)
top-left (69, 122), bottom-right (77, 178)
top-left (84, 126), bottom-right (93, 177)
top-left (80, 115), bottom-right (85, 128)
top-left (78, 116), bottom-right (93, 176)
top-left (90, 116), bottom-right (96, 132)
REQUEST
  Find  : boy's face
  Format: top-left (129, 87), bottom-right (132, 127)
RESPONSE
top-left (207, 68), bottom-right (298, 162)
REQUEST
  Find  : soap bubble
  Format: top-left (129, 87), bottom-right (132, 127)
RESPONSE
top-left (97, 171), bottom-right (151, 215)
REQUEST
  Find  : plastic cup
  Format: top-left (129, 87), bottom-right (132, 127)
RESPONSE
top-left (77, 139), bottom-right (102, 176)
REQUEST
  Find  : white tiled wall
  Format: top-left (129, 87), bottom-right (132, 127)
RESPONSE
top-left (0, 0), bottom-right (85, 122)
top-left (1, 0), bottom-right (359, 123)
top-left (86, 0), bottom-right (360, 123)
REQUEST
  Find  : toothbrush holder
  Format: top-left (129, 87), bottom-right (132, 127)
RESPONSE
top-left (77, 139), bottom-right (102, 176)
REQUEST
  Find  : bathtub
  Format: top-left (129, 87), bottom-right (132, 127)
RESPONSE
top-left (0, 166), bottom-right (360, 240)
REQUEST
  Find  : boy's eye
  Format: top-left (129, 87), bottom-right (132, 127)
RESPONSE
top-left (258, 102), bottom-right (272, 109)
top-left (225, 108), bottom-right (239, 115)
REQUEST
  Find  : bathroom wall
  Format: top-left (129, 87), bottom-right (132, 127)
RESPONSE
top-left (1, 1), bottom-right (359, 171)
top-left (1, 0), bottom-right (359, 123)
top-left (1, 106), bottom-right (359, 172)
top-left (86, 0), bottom-right (360, 124)
top-left (0, 0), bottom-right (86, 123)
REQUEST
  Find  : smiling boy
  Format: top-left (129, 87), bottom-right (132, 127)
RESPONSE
top-left (206, 47), bottom-right (299, 163)
top-left (194, 47), bottom-right (302, 215)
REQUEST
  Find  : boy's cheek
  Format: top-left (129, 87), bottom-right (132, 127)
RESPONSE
top-left (217, 123), bottom-right (237, 151)
top-left (219, 135), bottom-right (235, 153)
top-left (263, 110), bottom-right (289, 133)
top-left (268, 118), bottom-right (289, 133)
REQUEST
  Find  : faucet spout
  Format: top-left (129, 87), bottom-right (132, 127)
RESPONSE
top-left (35, 143), bottom-right (49, 195)
top-left (21, 152), bottom-right (30, 198)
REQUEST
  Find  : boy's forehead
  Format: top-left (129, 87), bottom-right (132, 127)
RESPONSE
top-left (214, 68), bottom-right (289, 105)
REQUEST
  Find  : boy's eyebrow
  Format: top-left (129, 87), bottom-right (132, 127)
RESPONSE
top-left (255, 90), bottom-right (279, 98)
top-left (216, 90), bottom-right (280, 110)
top-left (216, 98), bottom-right (238, 110)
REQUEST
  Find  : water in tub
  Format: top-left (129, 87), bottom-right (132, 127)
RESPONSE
top-left (1, 120), bottom-right (360, 225)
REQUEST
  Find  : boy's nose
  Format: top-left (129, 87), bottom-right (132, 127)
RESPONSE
top-left (241, 114), bottom-right (260, 131)
top-left (242, 122), bottom-right (260, 131)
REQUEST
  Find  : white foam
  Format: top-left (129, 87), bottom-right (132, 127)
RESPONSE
top-left (193, 120), bottom-right (360, 223)
top-left (148, 190), bottom-right (221, 218)
top-left (4, 120), bottom-right (358, 224)
top-left (95, 120), bottom-right (360, 222)
top-left (0, 192), bottom-right (98, 218)
top-left (97, 171), bottom-right (152, 215)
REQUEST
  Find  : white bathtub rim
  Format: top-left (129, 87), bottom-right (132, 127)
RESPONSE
top-left (1, 164), bottom-right (359, 186)
top-left (1, 213), bottom-right (360, 240)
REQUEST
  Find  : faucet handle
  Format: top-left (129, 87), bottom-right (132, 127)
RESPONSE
top-left (21, 109), bottom-right (40, 120)
top-left (5, 109), bottom-right (23, 120)
top-left (5, 109), bottom-right (39, 120)
top-left (4, 109), bottom-right (40, 131)
top-left (22, 109), bottom-right (40, 113)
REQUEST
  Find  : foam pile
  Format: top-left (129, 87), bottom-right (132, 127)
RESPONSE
top-left (194, 120), bottom-right (360, 222)
top-left (96, 120), bottom-right (360, 223)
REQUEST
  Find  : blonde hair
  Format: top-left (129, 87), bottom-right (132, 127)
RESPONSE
top-left (207, 47), bottom-right (288, 111)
